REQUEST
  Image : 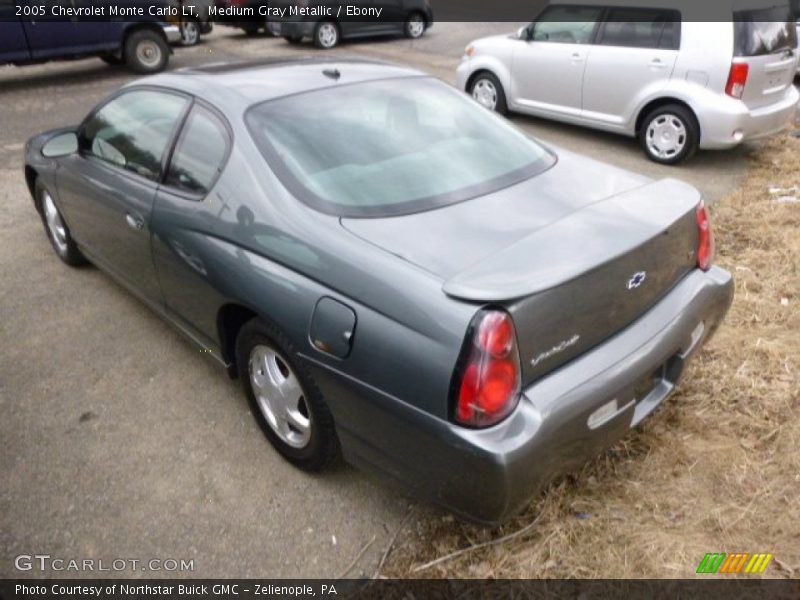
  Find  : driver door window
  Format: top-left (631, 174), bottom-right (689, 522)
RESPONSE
top-left (532, 6), bottom-right (602, 44)
top-left (80, 90), bottom-right (188, 181)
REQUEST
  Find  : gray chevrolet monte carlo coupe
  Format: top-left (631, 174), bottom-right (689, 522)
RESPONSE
top-left (25, 57), bottom-right (733, 524)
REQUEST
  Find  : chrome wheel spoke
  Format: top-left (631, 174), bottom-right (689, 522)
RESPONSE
top-left (286, 407), bottom-right (310, 435)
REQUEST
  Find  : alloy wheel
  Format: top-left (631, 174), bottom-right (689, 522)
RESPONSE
top-left (181, 21), bottom-right (200, 46)
top-left (472, 78), bottom-right (498, 110)
top-left (249, 345), bottom-right (312, 449)
top-left (646, 114), bottom-right (687, 160)
top-left (317, 23), bottom-right (338, 48)
top-left (407, 15), bottom-right (425, 38)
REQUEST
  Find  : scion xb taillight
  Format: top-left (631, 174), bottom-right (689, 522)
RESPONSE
top-left (725, 62), bottom-right (749, 99)
top-left (696, 201), bottom-right (714, 271)
top-left (452, 310), bottom-right (522, 428)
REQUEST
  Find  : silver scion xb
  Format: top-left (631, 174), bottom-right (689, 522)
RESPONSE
top-left (456, 0), bottom-right (800, 164)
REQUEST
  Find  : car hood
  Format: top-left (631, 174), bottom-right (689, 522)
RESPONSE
top-left (341, 147), bottom-right (661, 298)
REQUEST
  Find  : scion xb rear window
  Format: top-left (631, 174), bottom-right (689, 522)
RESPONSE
top-left (246, 78), bottom-right (555, 218)
top-left (734, 7), bottom-right (797, 56)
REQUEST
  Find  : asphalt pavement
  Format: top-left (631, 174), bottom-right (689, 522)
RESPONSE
top-left (0, 23), bottom-right (753, 578)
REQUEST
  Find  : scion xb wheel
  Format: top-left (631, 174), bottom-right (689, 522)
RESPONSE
top-left (314, 21), bottom-right (340, 49)
top-left (469, 72), bottom-right (508, 115)
top-left (124, 29), bottom-right (169, 74)
top-left (36, 179), bottom-right (86, 267)
top-left (405, 12), bottom-right (426, 39)
top-left (639, 104), bottom-right (699, 165)
top-left (180, 19), bottom-right (201, 46)
top-left (236, 318), bottom-right (339, 470)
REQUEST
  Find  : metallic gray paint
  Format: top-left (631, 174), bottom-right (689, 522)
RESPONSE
top-left (25, 59), bottom-right (734, 523)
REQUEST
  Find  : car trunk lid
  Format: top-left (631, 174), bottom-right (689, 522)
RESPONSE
top-left (342, 151), bottom-right (701, 384)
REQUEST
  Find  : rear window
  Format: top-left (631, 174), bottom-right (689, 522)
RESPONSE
top-left (734, 6), bottom-right (797, 56)
top-left (246, 78), bottom-right (554, 218)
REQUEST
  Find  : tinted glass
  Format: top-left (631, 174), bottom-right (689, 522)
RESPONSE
top-left (165, 106), bottom-right (229, 195)
top-left (734, 7), bottom-right (797, 56)
top-left (81, 90), bottom-right (187, 181)
top-left (600, 9), bottom-right (681, 49)
top-left (246, 78), bottom-right (554, 218)
top-left (532, 6), bottom-right (602, 44)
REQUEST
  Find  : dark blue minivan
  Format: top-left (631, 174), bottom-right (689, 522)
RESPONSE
top-left (0, 0), bottom-right (181, 73)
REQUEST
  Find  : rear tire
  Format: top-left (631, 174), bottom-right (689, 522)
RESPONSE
top-left (35, 179), bottom-right (87, 267)
top-left (236, 318), bottom-right (339, 471)
top-left (468, 71), bottom-right (508, 115)
top-left (638, 104), bottom-right (699, 165)
top-left (314, 21), bottom-right (340, 49)
top-left (124, 29), bottom-right (169, 74)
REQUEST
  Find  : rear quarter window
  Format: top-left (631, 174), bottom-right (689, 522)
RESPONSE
top-left (734, 6), bottom-right (797, 56)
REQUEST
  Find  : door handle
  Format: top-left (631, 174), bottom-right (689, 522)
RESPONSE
top-left (571, 52), bottom-right (584, 62)
top-left (125, 213), bottom-right (145, 231)
top-left (650, 58), bottom-right (667, 68)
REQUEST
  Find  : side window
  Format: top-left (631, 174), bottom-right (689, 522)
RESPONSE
top-left (165, 105), bottom-right (230, 196)
top-left (81, 90), bottom-right (187, 181)
top-left (531, 6), bottom-right (603, 44)
top-left (599, 9), bottom-right (681, 50)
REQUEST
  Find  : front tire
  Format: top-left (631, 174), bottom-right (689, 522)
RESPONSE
top-left (314, 21), bottom-right (340, 49)
top-left (404, 12), bottom-right (426, 39)
top-left (124, 29), bottom-right (169, 74)
top-left (236, 318), bottom-right (339, 471)
top-left (468, 71), bottom-right (508, 115)
top-left (35, 179), bottom-right (87, 267)
top-left (638, 104), bottom-right (699, 165)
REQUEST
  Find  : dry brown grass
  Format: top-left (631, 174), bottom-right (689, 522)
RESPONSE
top-left (382, 135), bottom-right (800, 579)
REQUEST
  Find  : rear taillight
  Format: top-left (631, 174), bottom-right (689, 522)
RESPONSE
top-left (696, 201), bottom-right (714, 271)
top-left (453, 310), bottom-right (521, 428)
top-left (725, 62), bottom-right (749, 99)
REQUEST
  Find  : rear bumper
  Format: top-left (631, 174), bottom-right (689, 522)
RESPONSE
top-left (699, 86), bottom-right (799, 149)
top-left (318, 266), bottom-right (733, 524)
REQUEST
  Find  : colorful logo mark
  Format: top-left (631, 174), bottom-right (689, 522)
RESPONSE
top-left (696, 553), bottom-right (773, 575)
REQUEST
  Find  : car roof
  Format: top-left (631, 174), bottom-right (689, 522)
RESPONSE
top-left (548, 0), bottom-right (786, 18)
top-left (134, 57), bottom-right (427, 111)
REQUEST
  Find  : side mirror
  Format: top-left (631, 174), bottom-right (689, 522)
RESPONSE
top-left (517, 26), bottom-right (530, 40)
top-left (42, 132), bottom-right (78, 158)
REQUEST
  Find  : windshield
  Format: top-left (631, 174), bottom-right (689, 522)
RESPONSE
top-left (246, 77), bottom-right (554, 217)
